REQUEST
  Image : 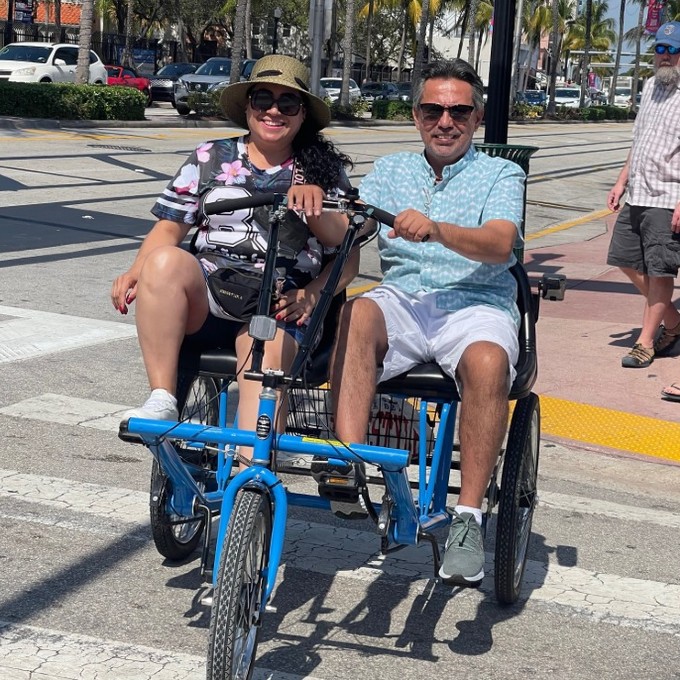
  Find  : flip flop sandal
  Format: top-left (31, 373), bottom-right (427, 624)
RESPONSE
top-left (661, 383), bottom-right (680, 402)
top-left (654, 321), bottom-right (680, 356)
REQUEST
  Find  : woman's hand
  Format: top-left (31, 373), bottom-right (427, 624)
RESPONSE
top-left (111, 272), bottom-right (138, 315)
top-left (272, 287), bottom-right (319, 326)
top-left (287, 184), bottom-right (325, 217)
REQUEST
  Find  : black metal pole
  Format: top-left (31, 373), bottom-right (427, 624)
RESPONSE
top-left (272, 17), bottom-right (279, 54)
top-left (484, 0), bottom-right (517, 144)
top-left (5, 0), bottom-right (15, 46)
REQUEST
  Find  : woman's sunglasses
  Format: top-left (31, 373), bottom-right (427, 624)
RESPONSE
top-left (249, 89), bottom-right (303, 116)
top-left (418, 103), bottom-right (475, 124)
top-left (655, 44), bottom-right (680, 55)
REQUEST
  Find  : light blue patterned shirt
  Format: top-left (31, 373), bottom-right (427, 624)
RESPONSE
top-left (359, 145), bottom-right (526, 326)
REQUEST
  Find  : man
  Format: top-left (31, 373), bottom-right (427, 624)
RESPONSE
top-left (330, 59), bottom-right (525, 587)
top-left (606, 21), bottom-right (680, 382)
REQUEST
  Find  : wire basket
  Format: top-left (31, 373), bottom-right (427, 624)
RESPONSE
top-left (286, 387), bottom-right (436, 459)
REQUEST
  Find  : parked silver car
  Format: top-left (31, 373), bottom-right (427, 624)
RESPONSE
top-left (319, 77), bottom-right (362, 103)
top-left (0, 42), bottom-right (107, 84)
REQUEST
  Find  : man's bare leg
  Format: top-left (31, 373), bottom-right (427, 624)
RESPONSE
top-left (331, 298), bottom-right (388, 443)
top-left (456, 342), bottom-right (510, 508)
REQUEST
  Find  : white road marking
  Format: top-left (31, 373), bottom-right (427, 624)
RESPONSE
top-left (0, 621), bottom-right (323, 680)
top-left (1, 469), bottom-right (679, 637)
top-left (0, 393), bottom-right (129, 431)
top-left (0, 305), bottom-right (136, 364)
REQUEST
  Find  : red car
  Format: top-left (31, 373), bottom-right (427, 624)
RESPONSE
top-left (105, 65), bottom-right (152, 106)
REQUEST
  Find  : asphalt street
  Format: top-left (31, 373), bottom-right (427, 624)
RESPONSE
top-left (0, 117), bottom-right (678, 679)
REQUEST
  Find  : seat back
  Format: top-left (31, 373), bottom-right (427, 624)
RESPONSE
top-left (377, 263), bottom-right (538, 401)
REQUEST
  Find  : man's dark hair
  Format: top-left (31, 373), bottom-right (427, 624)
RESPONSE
top-left (412, 59), bottom-right (485, 111)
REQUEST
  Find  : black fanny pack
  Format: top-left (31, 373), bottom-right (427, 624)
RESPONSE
top-left (201, 254), bottom-right (267, 322)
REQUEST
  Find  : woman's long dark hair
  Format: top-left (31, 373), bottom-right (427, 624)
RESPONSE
top-left (293, 117), bottom-right (353, 193)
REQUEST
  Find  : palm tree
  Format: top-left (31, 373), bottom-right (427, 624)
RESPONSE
top-left (412, 0), bottom-right (430, 85)
top-left (76, 0), bottom-right (94, 84)
top-left (229, 0), bottom-right (247, 84)
top-left (607, 0), bottom-right (627, 104)
top-left (121, 0), bottom-right (134, 68)
top-left (341, 0), bottom-right (355, 107)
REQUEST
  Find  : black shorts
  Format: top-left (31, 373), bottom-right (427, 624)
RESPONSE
top-left (607, 203), bottom-right (680, 277)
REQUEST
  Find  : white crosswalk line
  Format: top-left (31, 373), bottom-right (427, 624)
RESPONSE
top-left (1, 469), bottom-right (679, 636)
top-left (0, 621), bottom-right (324, 680)
top-left (0, 306), bottom-right (136, 364)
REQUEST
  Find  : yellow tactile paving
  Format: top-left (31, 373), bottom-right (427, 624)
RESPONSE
top-left (540, 395), bottom-right (680, 462)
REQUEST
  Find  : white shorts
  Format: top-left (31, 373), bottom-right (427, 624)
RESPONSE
top-left (362, 285), bottom-right (520, 391)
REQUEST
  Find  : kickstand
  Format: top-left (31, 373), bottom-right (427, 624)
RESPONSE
top-left (419, 531), bottom-right (441, 577)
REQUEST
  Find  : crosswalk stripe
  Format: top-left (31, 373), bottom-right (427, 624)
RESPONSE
top-left (0, 305), bottom-right (136, 364)
top-left (1, 469), bottom-right (679, 637)
top-left (0, 621), bottom-right (323, 680)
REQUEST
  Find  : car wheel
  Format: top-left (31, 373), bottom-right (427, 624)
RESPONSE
top-left (176, 103), bottom-right (191, 115)
top-left (143, 89), bottom-right (152, 107)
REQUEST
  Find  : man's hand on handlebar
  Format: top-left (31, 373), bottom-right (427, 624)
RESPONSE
top-left (388, 209), bottom-right (438, 243)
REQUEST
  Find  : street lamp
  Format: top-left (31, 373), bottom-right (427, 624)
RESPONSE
top-left (272, 7), bottom-right (282, 54)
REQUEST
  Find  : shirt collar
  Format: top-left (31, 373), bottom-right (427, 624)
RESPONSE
top-left (420, 145), bottom-right (476, 184)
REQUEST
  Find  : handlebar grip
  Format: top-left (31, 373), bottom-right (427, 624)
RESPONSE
top-left (204, 192), bottom-right (283, 215)
top-left (364, 204), bottom-right (395, 228)
top-left (362, 203), bottom-right (430, 242)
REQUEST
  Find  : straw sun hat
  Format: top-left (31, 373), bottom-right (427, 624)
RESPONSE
top-left (220, 55), bottom-right (331, 131)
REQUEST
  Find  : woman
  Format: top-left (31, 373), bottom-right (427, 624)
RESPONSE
top-left (111, 55), bottom-right (356, 450)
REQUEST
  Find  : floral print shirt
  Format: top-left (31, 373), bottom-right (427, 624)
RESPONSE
top-left (151, 136), bottom-right (347, 287)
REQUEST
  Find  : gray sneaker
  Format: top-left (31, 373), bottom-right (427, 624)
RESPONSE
top-left (438, 511), bottom-right (484, 587)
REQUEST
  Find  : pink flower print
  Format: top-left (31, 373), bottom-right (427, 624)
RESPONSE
top-left (215, 160), bottom-right (251, 185)
top-left (196, 142), bottom-right (213, 163)
top-left (172, 163), bottom-right (200, 195)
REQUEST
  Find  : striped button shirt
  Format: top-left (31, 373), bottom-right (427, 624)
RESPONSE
top-left (628, 76), bottom-right (680, 209)
top-left (359, 146), bottom-right (525, 326)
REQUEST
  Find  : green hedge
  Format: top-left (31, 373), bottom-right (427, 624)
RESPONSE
top-left (0, 82), bottom-right (146, 120)
top-left (371, 99), bottom-right (413, 121)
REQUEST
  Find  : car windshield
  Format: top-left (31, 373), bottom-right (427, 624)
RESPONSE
top-left (397, 83), bottom-right (411, 92)
top-left (615, 88), bottom-right (631, 96)
top-left (524, 91), bottom-right (543, 102)
top-left (320, 79), bottom-right (340, 89)
top-left (0, 44), bottom-right (51, 63)
top-left (555, 89), bottom-right (580, 98)
top-left (196, 60), bottom-right (231, 76)
top-left (157, 63), bottom-right (197, 77)
top-left (106, 66), bottom-right (121, 77)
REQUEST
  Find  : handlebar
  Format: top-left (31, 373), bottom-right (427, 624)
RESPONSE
top-left (204, 191), bottom-right (396, 229)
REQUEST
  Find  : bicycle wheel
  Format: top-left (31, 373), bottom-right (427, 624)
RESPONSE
top-left (149, 374), bottom-right (219, 560)
top-left (207, 489), bottom-right (271, 680)
top-left (494, 392), bottom-right (540, 605)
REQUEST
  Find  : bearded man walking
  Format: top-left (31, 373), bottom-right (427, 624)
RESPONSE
top-left (606, 21), bottom-right (680, 384)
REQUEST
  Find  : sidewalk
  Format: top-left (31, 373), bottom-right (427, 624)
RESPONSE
top-left (523, 211), bottom-right (680, 463)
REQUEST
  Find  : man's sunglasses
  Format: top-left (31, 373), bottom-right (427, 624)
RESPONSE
top-left (655, 44), bottom-right (680, 55)
top-left (249, 89), bottom-right (303, 116)
top-left (418, 103), bottom-right (475, 123)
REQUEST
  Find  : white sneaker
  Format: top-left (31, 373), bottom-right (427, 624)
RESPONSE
top-left (123, 389), bottom-right (179, 422)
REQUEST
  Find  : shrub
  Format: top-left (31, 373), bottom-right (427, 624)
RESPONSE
top-left (329, 96), bottom-right (370, 120)
top-left (0, 81), bottom-right (145, 120)
top-left (371, 99), bottom-right (413, 121)
top-left (187, 90), bottom-right (223, 117)
top-left (512, 103), bottom-right (544, 120)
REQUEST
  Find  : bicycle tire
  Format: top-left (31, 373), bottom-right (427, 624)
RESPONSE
top-left (149, 374), bottom-right (219, 560)
top-left (207, 489), bottom-right (271, 680)
top-left (494, 392), bottom-right (540, 605)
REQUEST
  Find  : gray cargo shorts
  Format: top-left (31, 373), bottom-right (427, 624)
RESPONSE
top-left (607, 203), bottom-right (680, 277)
